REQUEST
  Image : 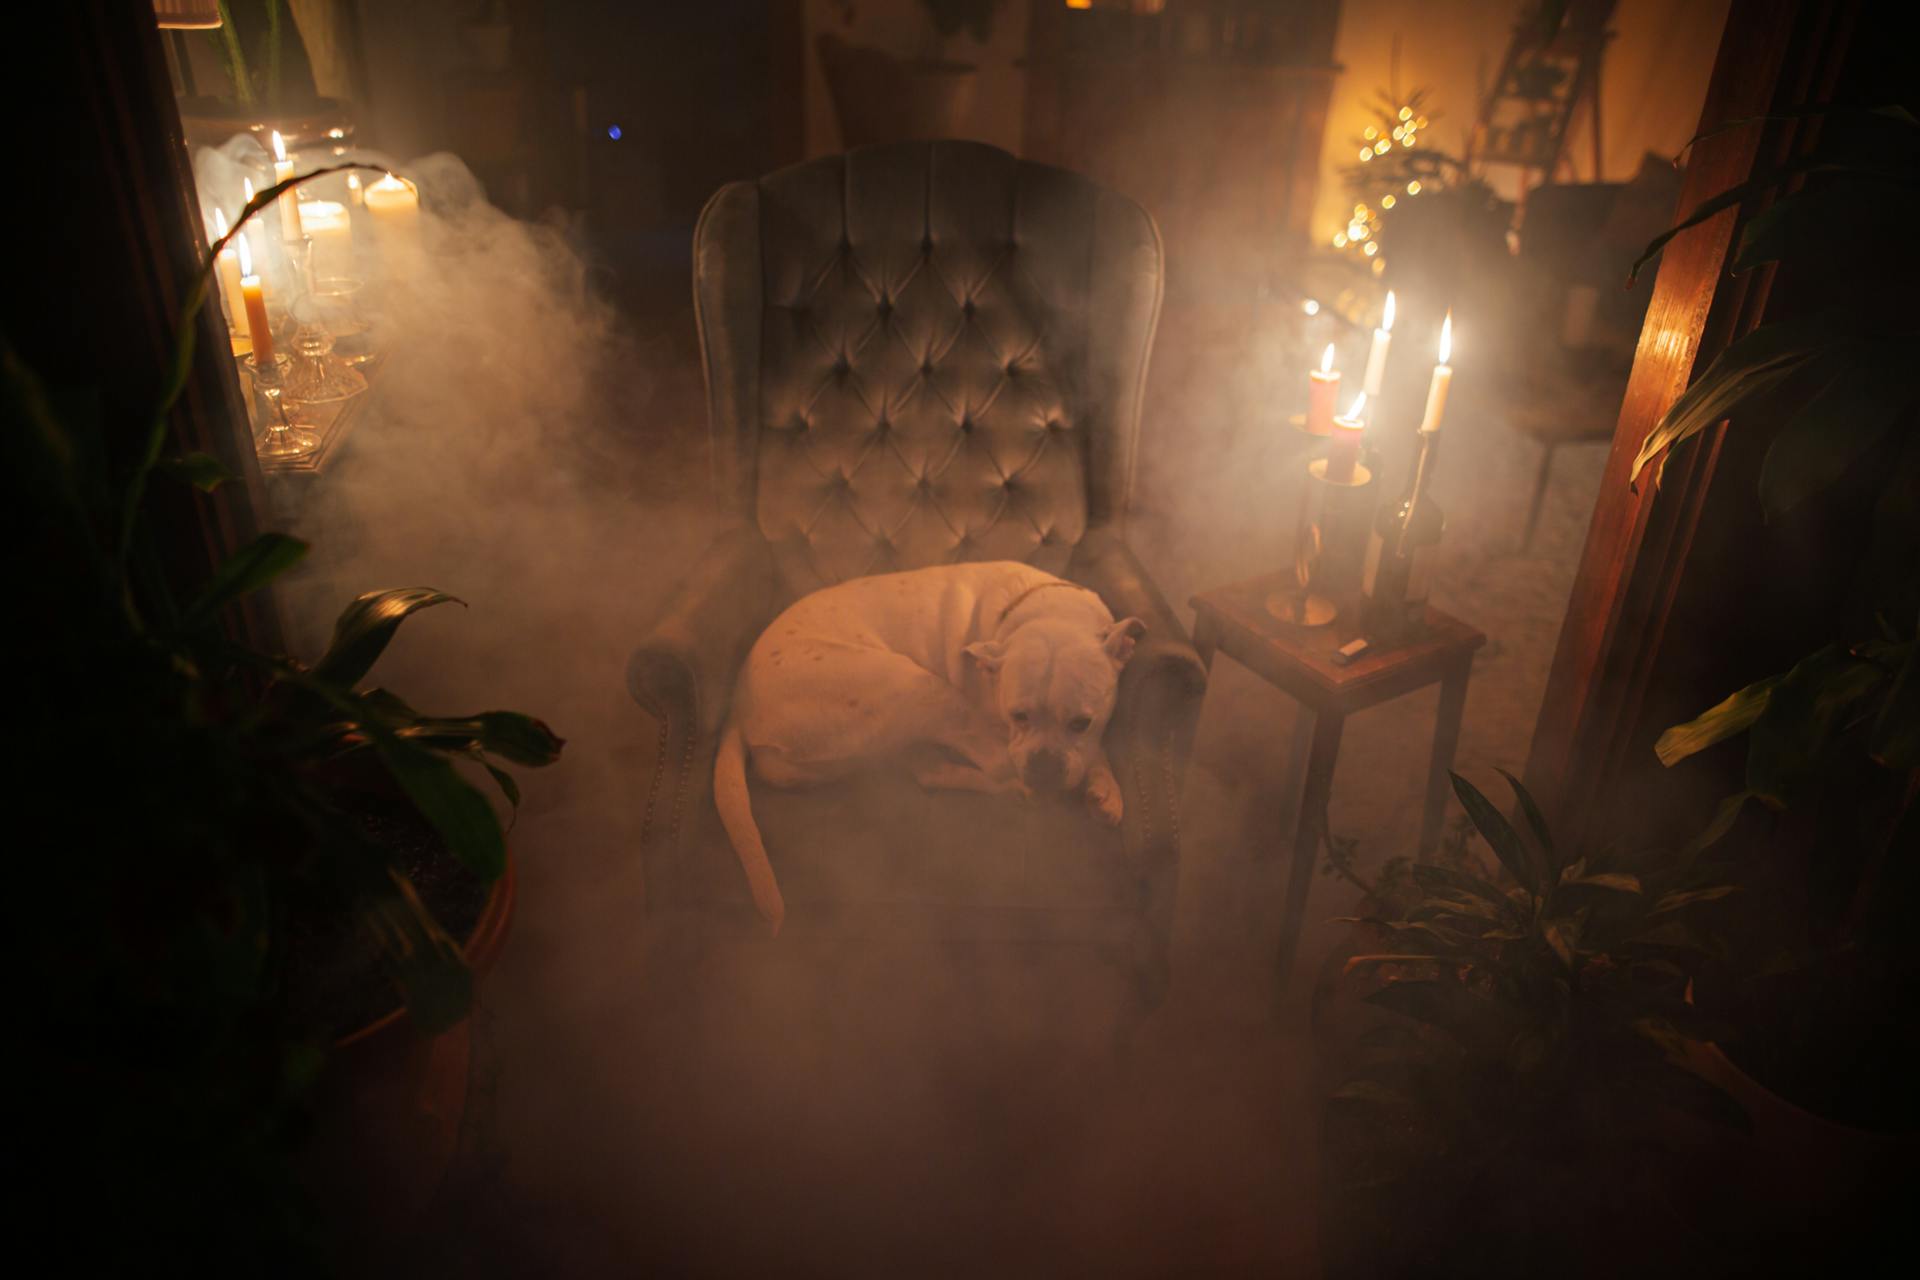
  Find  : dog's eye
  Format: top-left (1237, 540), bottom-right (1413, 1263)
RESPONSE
top-left (1011, 709), bottom-right (1030, 725)
top-left (1068, 716), bottom-right (1093, 734)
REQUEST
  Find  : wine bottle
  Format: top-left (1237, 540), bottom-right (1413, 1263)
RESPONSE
top-left (1361, 427), bottom-right (1445, 637)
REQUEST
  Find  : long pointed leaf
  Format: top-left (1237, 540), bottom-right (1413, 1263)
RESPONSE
top-left (1449, 771), bottom-right (1540, 897)
top-left (1495, 767), bottom-right (1557, 880)
top-left (374, 740), bottom-right (506, 879)
top-left (1870, 641), bottom-right (1920, 768)
top-left (1758, 347), bottom-right (1920, 518)
top-left (1657, 675), bottom-right (1784, 766)
top-left (313, 588), bottom-right (463, 687)
top-left (180, 532), bottom-right (308, 630)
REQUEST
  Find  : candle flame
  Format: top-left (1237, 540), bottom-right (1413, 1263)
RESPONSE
top-left (1345, 391), bottom-right (1368, 421)
top-left (243, 176), bottom-right (255, 202)
top-left (1320, 343), bottom-right (1335, 374)
top-left (237, 232), bottom-right (253, 277)
top-left (271, 129), bottom-right (288, 162)
top-left (347, 173), bottom-right (361, 190)
top-left (1382, 290), bottom-right (1396, 332)
top-left (212, 206), bottom-right (229, 237)
top-left (1438, 311), bottom-right (1453, 364)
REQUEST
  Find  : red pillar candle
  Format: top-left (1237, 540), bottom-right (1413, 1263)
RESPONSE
top-left (1307, 342), bottom-right (1340, 436)
top-left (1325, 391), bottom-right (1367, 483)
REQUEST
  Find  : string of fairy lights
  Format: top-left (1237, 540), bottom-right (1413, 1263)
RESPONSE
top-left (1335, 98), bottom-right (1434, 276)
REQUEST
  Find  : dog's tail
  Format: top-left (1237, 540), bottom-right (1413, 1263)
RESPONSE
top-left (713, 720), bottom-right (785, 935)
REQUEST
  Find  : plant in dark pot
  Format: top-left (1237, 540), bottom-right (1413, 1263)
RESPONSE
top-left (816, 0), bottom-right (1005, 148)
top-left (1318, 771), bottom-right (1744, 1278)
top-left (1613, 96), bottom-right (1920, 1253)
top-left (11, 174), bottom-right (561, 1270)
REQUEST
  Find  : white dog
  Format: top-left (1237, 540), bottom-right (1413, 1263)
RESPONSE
top-left (713, 561), bottom-right (1145, 933)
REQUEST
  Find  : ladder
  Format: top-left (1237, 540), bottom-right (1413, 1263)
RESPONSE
top-left (1466, 0), bottom-right (1616, 202)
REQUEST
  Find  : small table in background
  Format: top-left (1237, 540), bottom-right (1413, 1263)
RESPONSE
top-left (1188, 574), bottom-right (1487, 996)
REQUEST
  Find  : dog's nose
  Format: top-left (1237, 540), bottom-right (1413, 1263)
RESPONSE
top-left (1023, 749), bottom-right (1066, 789)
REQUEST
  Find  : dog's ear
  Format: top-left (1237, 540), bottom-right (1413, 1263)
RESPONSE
top-left (963, 640), bottom-right (1006, 672)
top-left (1103, 617), bottom-right (1147, 667)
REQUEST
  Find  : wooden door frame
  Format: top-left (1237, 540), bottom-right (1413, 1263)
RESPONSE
top-left (1523, 0), bottom-right (1860, 834)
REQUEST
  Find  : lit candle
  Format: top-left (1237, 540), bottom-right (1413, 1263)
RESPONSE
top-left (1361, 290), bottom-right (1395, 398)
top-left (237, 233), bottom-right (274, 365)
top-left (210, 207), bottom-right (246, 337)
top-left (1307, 342), bottom-right (1340, 436)
top-left (270, 131), bottom-right (303, 242)
top-left (363, 172), bottom-right (422, 256)
top-left (345, 172), bottom-right (364, 208)
top-left (298, 199), bottom-right (353, 280)
top-left (1420, 312), bottom-right (1453, 433)
top-left (1326, 391), bottom-right (1367, 484)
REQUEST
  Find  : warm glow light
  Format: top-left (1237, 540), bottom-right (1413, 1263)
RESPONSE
top-left (1066, 0), bottom-right (1092, 8)
top-left (1364, 126), bottom-right (1378, 140)
top-left (1371, 258), bottom-right (1387, 276)
top-left (1416, 115), bottom-right (1428, 128)
top-left (1320, 343), bottom-right (1335, 374)
top-left (243, 177), bottom-right (255, 202)
top-left (271, 129), bottom-right (288, 163)
top-left (1359, 148), bottom-right (1373, 162)
top-left (1303, 298), bottom-right (1321, 316)
top-left (1354, 203), bottom-right (1366, 216)
top-left (1381, 194), bottom-right (1396, 209)
top-left (1363, 241), bottom-right (1379, 257)
top-left (347, 173), bottom-right (361, 191)
top-left (1345, 391), bottom-right (1369, 421)
top-left (1438, 311), bottom-right (1454, 364)
top-left (1374, 139), bottom-right (1390, 154)
top-left (1382, 291), bottom-right (1396, 332)
top-left (1392, 125), bottom-right (1405, 140)
top-left (1333, 233), bottom-right (1348, 247)
top-left (1407, 180), bottom-right (1422, 194)
top-left (212, 205), bottom-right (229, 238)
top-left (237, 232), bottom-right (254, 277)
top-left (1348, 220), bottom-right (1367, 239)
top-left (1399, 107), bottom-right (1413, 121)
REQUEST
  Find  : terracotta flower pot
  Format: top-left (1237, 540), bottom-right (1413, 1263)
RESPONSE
top-left (299, 859), bottom-right (517, 1239)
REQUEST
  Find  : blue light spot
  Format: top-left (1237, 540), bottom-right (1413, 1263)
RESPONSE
top-left (606, 125), bottom-right (623, 141)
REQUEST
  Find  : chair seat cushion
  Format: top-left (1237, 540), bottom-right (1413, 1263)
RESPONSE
top-left (749, 769), bottom-right (1135, 913)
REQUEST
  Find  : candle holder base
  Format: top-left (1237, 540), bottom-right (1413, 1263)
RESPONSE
top-left (257, 424), bottom-right (322, 461)
top-left (1266, 591), bottom-right (1338, 628)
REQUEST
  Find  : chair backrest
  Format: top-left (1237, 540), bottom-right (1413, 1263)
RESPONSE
top-left (693, 141), bottom-right (1162, 599)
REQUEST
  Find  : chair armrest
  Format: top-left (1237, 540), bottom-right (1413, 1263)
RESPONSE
top-left (627, 525), bottom-right (776, 739)
top-left (1070, 528), bottom-right (1207, 719)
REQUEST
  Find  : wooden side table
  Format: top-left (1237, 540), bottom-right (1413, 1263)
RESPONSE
top-left (1189, 573), bottom-right (1486, 994)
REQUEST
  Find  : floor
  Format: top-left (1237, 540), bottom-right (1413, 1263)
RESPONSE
top-left (280, 225), bottom-right (1612, 1275)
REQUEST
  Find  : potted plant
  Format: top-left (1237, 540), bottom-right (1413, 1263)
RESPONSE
top-left (816, 0), bottom-right (1004, 148)
top-left (1612, 97), bottom-right (1920, 1255)
top-left (1316, 771), bottom-right (1744, 1277)
top-left (11, 170), bottom-right (560, 1269)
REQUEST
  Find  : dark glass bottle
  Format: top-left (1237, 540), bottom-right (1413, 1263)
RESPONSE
top-left (1361, 428), bottom-right (1445, 637)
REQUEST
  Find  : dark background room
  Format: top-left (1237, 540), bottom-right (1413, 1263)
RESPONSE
top-left (8, 1), bottom-right (1915, 1275)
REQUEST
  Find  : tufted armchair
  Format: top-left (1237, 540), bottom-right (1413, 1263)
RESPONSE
top-left (628, 142), bottom-right (1206, 1000)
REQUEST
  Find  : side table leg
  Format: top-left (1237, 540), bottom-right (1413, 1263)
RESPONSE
top-left (1420, 659), bottom-right (1471, 859)
top-left (1193, 613), bottom-right (1220, 672)
top-left (1275, 709), bottom-right (1344, 1002)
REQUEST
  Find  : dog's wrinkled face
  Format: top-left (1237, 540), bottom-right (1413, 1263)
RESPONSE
top-left (966, 615), bottom-right (1146, 790)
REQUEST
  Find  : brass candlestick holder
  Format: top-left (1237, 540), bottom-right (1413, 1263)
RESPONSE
top-left (1269, 456), bottom-right (1375, 628)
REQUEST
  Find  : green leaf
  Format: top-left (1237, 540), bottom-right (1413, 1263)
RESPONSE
top-left (374, 740), bottom-right (506, 879)
top-left (1559, 872), bottom-right (1643, 894)
top-left (1656, 676), bottom-right (1784, 766)
top-left (158, 451), bottom-right (235, 492)
top-left (360, 866), bottom-right (473, 1034)
top-left (313, 588), bottom-right (463, 688)
top-left (1630, 337), bottom-right (1835, 488)
top-left (1449, 772), bottom-right (1540, 897)
top-left (1680, 790), bottom-right (1755, 858)
top-left (480, 758), bottom-right (522, 815)
top-left (1496, 767), bottom-right (1558, 881)
top-left (1758, 348), bottom-right (1920, 518)
top-left (1650, 885), bottom-right (1739, 916)
top-left (180, 532), bottom-right (308, 630)
top-left (1746, 644), bottom-right (1891, 805)
top-left (396, 711), bottom-right (565, 767)
top-left (1871, 640), bottom-right (1920, 768)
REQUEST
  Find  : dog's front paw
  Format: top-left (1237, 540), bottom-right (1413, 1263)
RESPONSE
top-left (1085, 770), bottom-right (1123, 827)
